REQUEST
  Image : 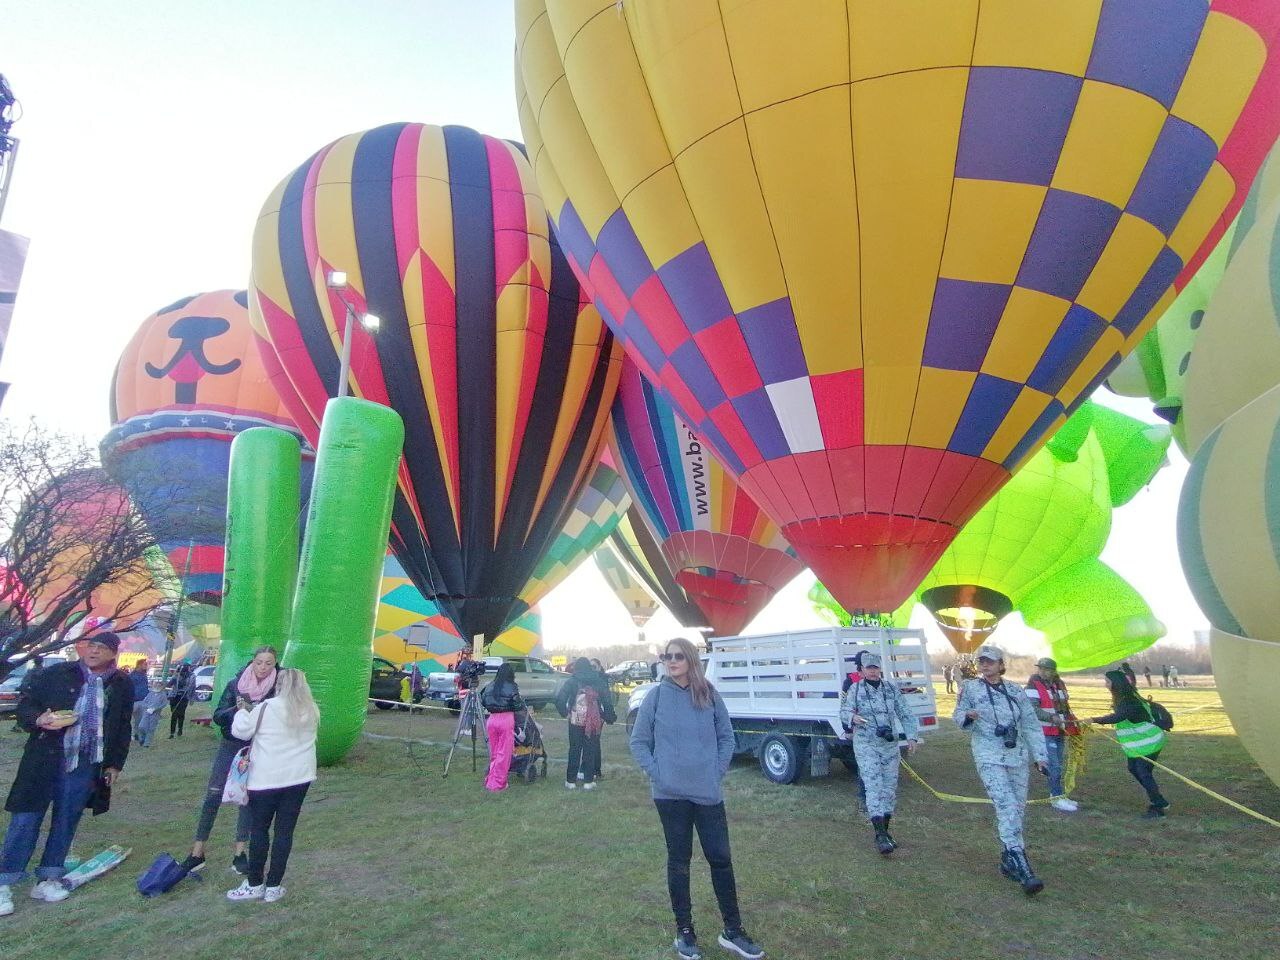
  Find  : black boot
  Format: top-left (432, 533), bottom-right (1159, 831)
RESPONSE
top-left (1008, 848), bottom-right (1044, 895)
top-left (871, 816), bottom-right (895, 855)
top-left (999, 849), bottom-right (1018, 882)
top-left (883, 814), bottom-right (898, 851)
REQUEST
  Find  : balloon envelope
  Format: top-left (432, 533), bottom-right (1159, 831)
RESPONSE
top-left (593, 543), bottom-right (660, 629)
top-left (250, 123), bottom-right (622, 641)
top-left (516, 0), bottom-right (1280, 612)
top-left (610, 357), bottom-right (802, 635)
top-left (102, 290), bottom-right (313, 600)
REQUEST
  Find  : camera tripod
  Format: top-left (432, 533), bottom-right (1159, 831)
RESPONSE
top-left (442, 686), bottom-right (488, 779)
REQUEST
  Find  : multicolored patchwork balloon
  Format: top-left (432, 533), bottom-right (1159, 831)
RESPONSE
top-left (250, 123), bottom-right (622, 642)
top-left (516, 0), bottom-right (1280, 613)
top-left (593, 542), bottom-right (660, 629)
top-left (610, 357), bottom-right (803, 636)
top-left (606, 510), bottom-right (708, 630)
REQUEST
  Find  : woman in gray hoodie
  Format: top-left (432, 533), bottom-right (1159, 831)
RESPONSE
top-left (630, 637), bottom-right (763, 960)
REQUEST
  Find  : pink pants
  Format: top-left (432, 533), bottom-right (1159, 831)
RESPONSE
top-left (484, 710), bottom-right (515, 791)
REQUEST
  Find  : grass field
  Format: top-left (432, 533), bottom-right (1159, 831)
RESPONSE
top-left (2, 684), bottom-right (1278, 960)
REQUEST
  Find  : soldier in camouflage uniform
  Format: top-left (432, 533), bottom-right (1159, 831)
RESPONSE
top-left (839, 652), bottom-right (920, 855)
top-left (954, 645), bottom-right (1049, 895)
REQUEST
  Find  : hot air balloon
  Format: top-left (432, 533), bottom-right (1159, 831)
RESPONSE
top-left (605, 510), bottom-right (707, 630)
top-left (516, 0), bottom-right (1280, 614)
top-left (102, 290), bottom-right (314, 601)
top-left (250, 123), bottom-right (622, 643)
top-left (1177, 148), bottom-right (1280, 785)
top-left (593, 542), bottom-right (660, 629)
top-left (610, 356), bottom-right (804, 635)
top-left (515, 453), bottom-right (630, 617)
top-left (373, 553), bottom-right (465, 669)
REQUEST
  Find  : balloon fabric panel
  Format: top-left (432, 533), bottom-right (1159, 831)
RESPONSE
top-left (251, 123), bottom-right (621, 641)
top-left (516, 0), bottom-right (1280, 612)
top-left (607, 508), bottom-right (707, 630)
top-left (593, 543), bottom-right (660, 628)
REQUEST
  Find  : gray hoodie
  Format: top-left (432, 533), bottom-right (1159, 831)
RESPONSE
top-left (629, 677), bottom-right (736, 805)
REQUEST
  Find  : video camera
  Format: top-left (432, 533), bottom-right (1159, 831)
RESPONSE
top-left (455, 658), bottom-right (488, 690)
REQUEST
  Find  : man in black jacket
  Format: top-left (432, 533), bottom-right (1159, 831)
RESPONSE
top-left (1, 633), bottom-right (133, 915)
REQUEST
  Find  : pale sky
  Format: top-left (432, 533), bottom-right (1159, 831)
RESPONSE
top-left (0, 1), bottom-right (1207, 656)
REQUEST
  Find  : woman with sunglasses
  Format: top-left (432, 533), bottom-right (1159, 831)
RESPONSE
top-left (630, 637), bottom-right (763, 960)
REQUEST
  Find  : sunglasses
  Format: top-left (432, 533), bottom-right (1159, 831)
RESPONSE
top-left (659, 652), bottom-right (687, 662)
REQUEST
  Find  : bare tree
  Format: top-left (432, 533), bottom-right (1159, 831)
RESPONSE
top-left (0, 420), bottom-right (169, 680)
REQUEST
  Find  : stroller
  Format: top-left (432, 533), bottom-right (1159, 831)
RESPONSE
top-left (510, 707), bottom-right (547, 783)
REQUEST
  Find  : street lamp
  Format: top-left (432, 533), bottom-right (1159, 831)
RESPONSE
top-left (326, 270), bottom-right (380, 398)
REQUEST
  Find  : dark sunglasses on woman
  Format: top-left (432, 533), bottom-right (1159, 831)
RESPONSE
top-left (659, 652), bottom-right (687, 662)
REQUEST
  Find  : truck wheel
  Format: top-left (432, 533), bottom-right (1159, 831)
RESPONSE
top-left (759, 734), bottom-right (805, 784)
top-left (375, 701), bottom-right (394, 711)
top-left (447, 698), bottom-right (461, 715)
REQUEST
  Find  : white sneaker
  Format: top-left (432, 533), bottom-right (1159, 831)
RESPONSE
top-left (262, 885), bottom-right (286, 903)
top-left (226, 881), bottom-right (264, 902)
top-left (0, 884), bottom-right (13, 916)
top-left (1051, 796), bottom-right (1078, 812)
top-left (582, 781), bottom-right (596, 791)
top-left (564, 781), bottom-right (577, 790)
top-left (29, 880), bottom-right (69, 902)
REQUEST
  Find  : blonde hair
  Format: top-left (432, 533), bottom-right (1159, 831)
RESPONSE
top-left (272, 668), bottom-right (319, 728)
top-left (665, 637), bottom-right (713, 709)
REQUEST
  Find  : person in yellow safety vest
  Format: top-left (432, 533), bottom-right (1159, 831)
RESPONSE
top-left (1085, 670), bottom-right (1169, 819)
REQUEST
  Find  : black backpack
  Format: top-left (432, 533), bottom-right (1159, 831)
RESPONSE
top-left (1145, 697), bottom-right (1174, 731)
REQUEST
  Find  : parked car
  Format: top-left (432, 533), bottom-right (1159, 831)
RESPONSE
top-left (369, 656), bottom-right (408, 709)
top-left (192, 665), bottom-right (217, 702)
top-left (425, 656), bottom-right (569, 712)
top-left (0, 661), bottom-right (33, 715)
top-left (606, 660), bottom-right (654, 685)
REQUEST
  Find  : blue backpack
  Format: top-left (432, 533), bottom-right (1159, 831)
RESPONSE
top-left (137, 853), bottom-right (197, 897)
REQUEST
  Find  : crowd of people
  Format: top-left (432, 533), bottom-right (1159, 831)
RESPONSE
top-left (1, 635), bottom-right (1175, 960)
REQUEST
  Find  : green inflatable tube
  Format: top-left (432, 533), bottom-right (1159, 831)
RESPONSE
top-left (214, 428), bottom-right (302, 704)
top-left (285, 398), bottom-right (404, 765)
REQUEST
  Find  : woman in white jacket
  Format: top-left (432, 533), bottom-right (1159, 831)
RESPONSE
top-left (226, 668), bottom-right (318, 903)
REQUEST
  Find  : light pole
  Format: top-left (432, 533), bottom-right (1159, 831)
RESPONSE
top-left (326, 270), bottom-right (380, 398)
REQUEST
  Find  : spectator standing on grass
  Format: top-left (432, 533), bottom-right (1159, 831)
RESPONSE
top-left (556, 657), bottom-right (616, 790)
top-left (1086, 670), bottom-right (1169, 819)
top-left (1, 633), bottom-right (133, 917)
top-left (168, 663), bottom-right (195, 739)
top-left (480, 662), bottom-right (524, 792)
top-left (226, 668), bottom-right (318, 903)
top-left (1143, 665), bottom-right (1153, 689)
top-left (1169, 665), bottom-right (1180, 688)
top-left (954, 644), bottom-right (1049, 896)
top-left (1024, 658), bottom-right (1080, 813)
top-left (1121, 662), bottom-right (1138, 691)
top-left (943, 662), bottom-right (954, 694)
top-left (135, 679), bottom-right (168, 747)
top-left (129, 662), bottom-right (150, 741)
top-left (182, 646), bottom-right (280, 876)
top-left (630, 637), bottom-right (764, 960)
top-left (1161, 664), bottom-right (1171, 688)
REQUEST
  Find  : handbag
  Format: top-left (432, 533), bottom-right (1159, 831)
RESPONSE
top-left (221, 704), bottom-right (267, 806)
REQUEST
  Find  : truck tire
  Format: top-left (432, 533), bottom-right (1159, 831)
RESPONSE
top-left (374, 700), bottom-right (394, 711)
top-left (759, 733), bottom-right (807, 784)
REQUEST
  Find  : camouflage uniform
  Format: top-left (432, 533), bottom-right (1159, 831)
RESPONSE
top-left (840, 678), bottom-right (919, 818)
top-left (954, 677), bottom-right (1048, 848)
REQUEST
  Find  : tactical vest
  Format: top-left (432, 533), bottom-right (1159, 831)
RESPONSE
top-left (1028, 676), bottom-right (1079, 736)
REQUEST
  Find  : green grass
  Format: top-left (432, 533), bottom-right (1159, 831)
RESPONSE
top-left (2, 686), bottom-right (1279, 960)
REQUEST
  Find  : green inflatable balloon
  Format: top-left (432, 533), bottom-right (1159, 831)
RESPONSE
top-left (284, 398), bottom-right (404, 766)
top-left (214, 428), bottom-right (301, 704)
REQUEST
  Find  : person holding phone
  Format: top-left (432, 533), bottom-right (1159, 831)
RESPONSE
top-left (630, 638), bottom-right (763, 960)
top-left (954, 644), bottom-right (1050, 896)
top-left (181, 646), bottom-right (279, 876)
top-left (1, 633), bottom-right (133, 915)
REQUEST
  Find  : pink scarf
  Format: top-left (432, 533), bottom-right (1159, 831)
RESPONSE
top-left (237, 665), bottom-right (275, 702)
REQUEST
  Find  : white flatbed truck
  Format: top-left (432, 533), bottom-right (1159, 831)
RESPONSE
top-left (627, 627), bottom-right (937, 784)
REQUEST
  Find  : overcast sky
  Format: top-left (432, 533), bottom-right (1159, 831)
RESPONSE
top-left (1, 0), bottom-right (1207, 656)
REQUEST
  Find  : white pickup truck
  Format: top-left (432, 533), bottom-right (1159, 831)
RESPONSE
top-left (627, 627), bottom-right (937, 784)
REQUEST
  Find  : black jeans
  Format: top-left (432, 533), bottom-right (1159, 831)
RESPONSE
top-left (654, 799), bottom-right (741, 934)
top-left (169, 698), bottom-right (189, 737)
top-left (247, 782), bottom-right (310, 887)
top-left (194, 739), bottom-right (253, 844)
top-left (565, 725), bottom-right (601, 783)
top-left (1127, 751), bottom-right (1167, 807)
